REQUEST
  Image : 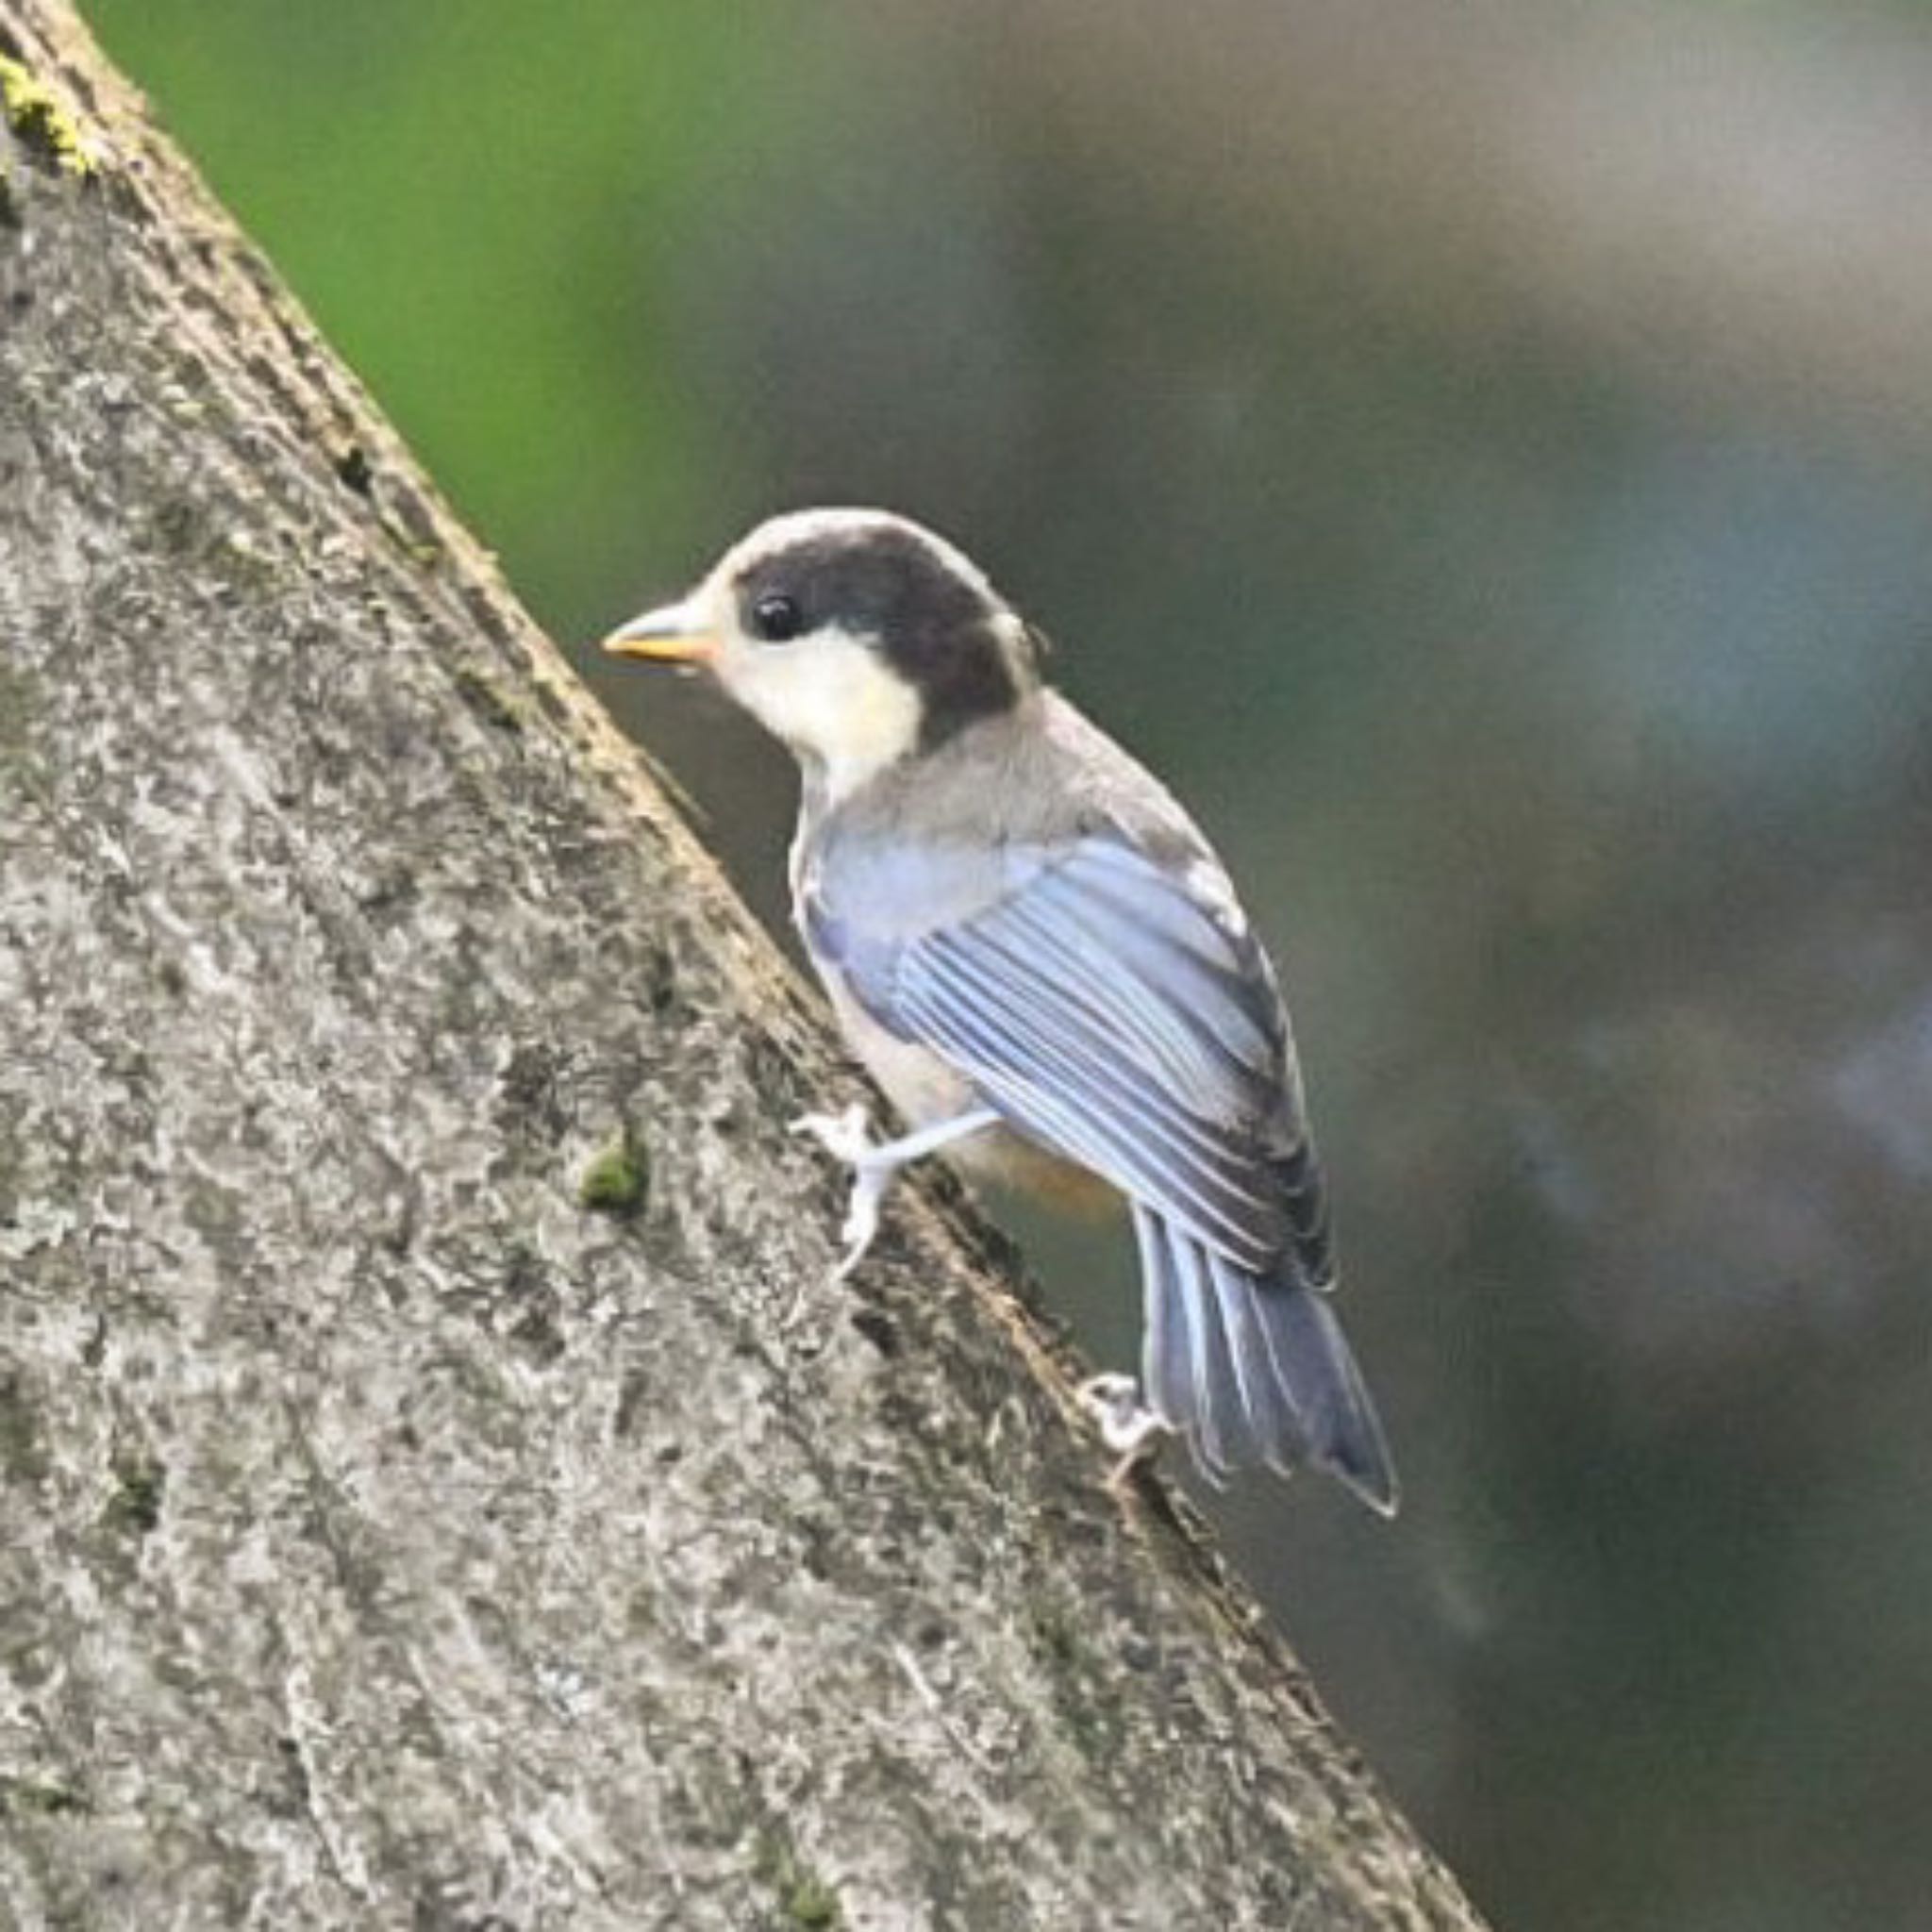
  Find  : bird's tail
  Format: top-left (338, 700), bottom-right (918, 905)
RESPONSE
top-left (1133, 1206), bottom-right (1398, 1514)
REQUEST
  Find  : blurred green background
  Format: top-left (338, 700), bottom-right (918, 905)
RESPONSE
top-left (82, 2), bottom-right (1932, 1925)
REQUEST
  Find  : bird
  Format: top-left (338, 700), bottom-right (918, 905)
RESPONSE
top-left (603, 508), bottom-right (1396, 1513)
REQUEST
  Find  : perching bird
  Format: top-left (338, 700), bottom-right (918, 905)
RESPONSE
top-left (604, 508), bottom-right (1395, 1512)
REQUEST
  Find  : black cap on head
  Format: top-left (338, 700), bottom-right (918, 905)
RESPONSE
top-left (733, 516), bottom-right (1038, 750)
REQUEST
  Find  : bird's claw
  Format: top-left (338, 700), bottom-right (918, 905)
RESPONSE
top-left (790, 1103), bottom-right (875, 1166)
top-left (1076, 1373), bottom-right (1171, 1488)
top-left (832, 1169), bottom-right (889, 1281)
top-left (791, 1103), bottom-right (887, 1281)
top-left (791, 1099), bottom-right (1000, 1289)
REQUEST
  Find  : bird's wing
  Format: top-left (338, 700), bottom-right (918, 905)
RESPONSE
top-left (823, 834), bottom-right (1331, 1279)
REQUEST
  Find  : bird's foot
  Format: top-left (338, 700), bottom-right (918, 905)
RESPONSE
top-left (790, 1104), bottom-right (890, 1282)
top-left (1077, 1373), bottom-right (1171, 1489)
top-left (791, 1101), bottom-right (1002, 1286)
top-left (790, 1102), bottom-right (875, 1167)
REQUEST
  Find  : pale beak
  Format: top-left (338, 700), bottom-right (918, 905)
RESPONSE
top-left (601, 596), bottom-right (719, 664)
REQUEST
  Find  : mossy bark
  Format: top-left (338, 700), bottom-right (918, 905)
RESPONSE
top-left (0, 5), bottom-right (1487, 1926)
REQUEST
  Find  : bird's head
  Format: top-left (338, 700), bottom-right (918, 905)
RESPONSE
top-left (603, 508), bottom-right (1043, 798)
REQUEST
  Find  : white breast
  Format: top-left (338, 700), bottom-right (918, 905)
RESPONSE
top-left (821, 969), bottom-right (975, 1127)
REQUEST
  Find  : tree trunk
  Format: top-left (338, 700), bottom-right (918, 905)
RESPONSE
top-left (0, 7), bottom-right (1485, 1926)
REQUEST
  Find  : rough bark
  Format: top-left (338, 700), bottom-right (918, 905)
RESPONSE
top-left (0, 7), bottom-right (1486, 1927)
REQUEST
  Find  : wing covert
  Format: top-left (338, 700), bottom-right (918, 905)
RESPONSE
top-left (843, 835), bottom-right (1327, 1276)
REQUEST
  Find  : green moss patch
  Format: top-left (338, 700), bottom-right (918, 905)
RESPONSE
top-left (578, 1126), bottom-right (649, 1218)
top-left (755, 1828), bottom-right (842, 1928)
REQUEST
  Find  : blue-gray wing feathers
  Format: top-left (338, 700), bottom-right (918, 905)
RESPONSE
top-left (821, 831), bottom-right (1392, 1506)
top-left (871, 839), bottom-right (1298, 1270)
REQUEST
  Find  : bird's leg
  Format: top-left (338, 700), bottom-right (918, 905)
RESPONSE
top-left (790, 1102), bottom-right (1001, 1280)
top-left (1076, 1373), bottom-right (1172, 1488)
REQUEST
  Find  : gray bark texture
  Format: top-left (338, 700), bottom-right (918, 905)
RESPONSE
top-left (0, 7), bottom-right (1487, 1927)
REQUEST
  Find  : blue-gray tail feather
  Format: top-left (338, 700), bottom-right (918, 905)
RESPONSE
top-left (1135, 1206), bottom-right (1397, 1514)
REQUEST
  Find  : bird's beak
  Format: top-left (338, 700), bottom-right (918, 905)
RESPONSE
top-left (601, 596), bottom-right (719, 665)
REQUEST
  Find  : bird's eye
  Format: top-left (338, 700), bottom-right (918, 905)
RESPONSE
top-left (749, 591), bottom-right (805, 643)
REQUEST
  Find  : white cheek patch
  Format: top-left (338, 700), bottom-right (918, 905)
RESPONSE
top-left (719, 628), bottom-right (923, 801)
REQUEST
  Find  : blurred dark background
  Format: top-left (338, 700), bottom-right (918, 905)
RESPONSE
top-left (81, 2), bottom-right (1932, 1925)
